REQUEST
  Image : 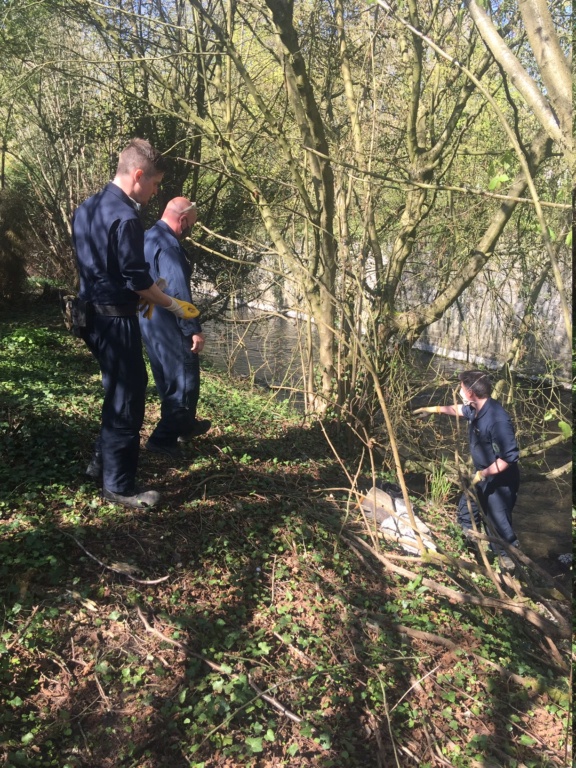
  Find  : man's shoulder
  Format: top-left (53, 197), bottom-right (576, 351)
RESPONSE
top-left (75, 186), bottom-right (103, 213)
top-left (78, 183), bottom-right (138, 220)
top-left (103, 184), bottom-right (140, 217)
top-left (487, 398), bottom-right (509, 415)
top-left (145, 220), bottom-right (165, 236)
top-left (145, 221), bottom-right (180, 249)
top-left (484, 398), bottom-right (513, 425)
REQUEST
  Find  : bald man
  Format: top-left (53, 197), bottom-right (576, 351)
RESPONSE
top-left (140, 197), bottom-right (211, 459)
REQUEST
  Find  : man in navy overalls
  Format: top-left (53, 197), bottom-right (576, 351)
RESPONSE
top-left (413, 370), bottom-right (520, 570)
top-left (72, 140), bottom-right (200, 508)
top-left (140, 198), bottom-right (210, 459)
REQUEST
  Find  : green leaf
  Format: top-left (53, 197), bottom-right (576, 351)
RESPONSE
top-left (488, 173), bottom-right (509, 191)
top-left (558, 421), bottom-right (572, 439)
top-left (245, 736), bottom-right (264, 753)
top-left (257, 641), bottom-right (272, 655)
top-left (406, 575), bottom-right (423, 591)
top-left (519, 734), bottom-right (537, 746)
top-left (565, 230), bottom-right (572, 246)
top-left (317, 732), bottom-right (332, 749)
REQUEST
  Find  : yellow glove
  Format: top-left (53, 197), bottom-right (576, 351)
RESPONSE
top-left (472, 470), bottom-right (484, 486)
top-left (139, 300), bottom-right (154, 320)
top-left (166, 297), bottom-right (200, 319)
top-left (139, 278), bottom-right (168, 320)
top-left (137, 296), bottom-right (151, 318)
top-left (412, 406), bottom-right (441, 415)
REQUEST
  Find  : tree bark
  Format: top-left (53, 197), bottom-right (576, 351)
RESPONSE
top-left (396, 130), bottom-right (554, 341)
top-left (265, 0), bottom-right (338, 405)
top-left (465, 0), bottom-right (572, 170)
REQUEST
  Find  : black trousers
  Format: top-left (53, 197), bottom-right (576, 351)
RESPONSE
top-left (82, 315), bottom-right (147, 493)
top-left (457, 464), bottom-right (520, 553)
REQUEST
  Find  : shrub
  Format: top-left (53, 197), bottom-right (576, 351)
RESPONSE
top-left (0, 188), bottom-right (30, 300)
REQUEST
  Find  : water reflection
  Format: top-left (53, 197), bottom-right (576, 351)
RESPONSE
top-left (203, 308), bottom-right (570, 393)
top-left (202, 308), bottom-right (465, 389)
top-left (203, 309), bottom-right (311, 390)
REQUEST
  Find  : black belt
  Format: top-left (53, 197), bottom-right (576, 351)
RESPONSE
top-left (92, 304), bottom-right (138, 317)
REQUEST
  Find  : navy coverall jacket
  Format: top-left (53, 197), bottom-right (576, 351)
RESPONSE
top-left (140, 221), bottom-right (202, 446)
top-left (457, 398), bottom-right (520, 549)
top-left (73, 183), bottom-right (153, 304)
top-left (72, 183), bottom-right (153, 494)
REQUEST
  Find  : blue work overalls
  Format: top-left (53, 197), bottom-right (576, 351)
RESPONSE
top-left (72, 183), bottom-right (153, 494)
top-left (457, 398), bottom-right (520, 552)
top-left (140, 221), bottom-right (202, 448)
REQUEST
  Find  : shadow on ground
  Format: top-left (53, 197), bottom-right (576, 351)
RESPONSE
top-left (0, 307), bottom-right (570, 767)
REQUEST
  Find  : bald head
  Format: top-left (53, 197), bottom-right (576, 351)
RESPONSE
top-left (162, 197), bottom-right (197, 239)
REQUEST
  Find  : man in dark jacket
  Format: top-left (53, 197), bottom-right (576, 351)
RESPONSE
top-left (413, 370), bottom-right (521, 570)
top-left (140, 197), bottom-right (211, 459)
top-left (72, 140), bottom-right (200, 508)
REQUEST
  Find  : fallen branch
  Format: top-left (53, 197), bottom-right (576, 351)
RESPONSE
top-left (93, 672), bottom-right (112, 711)
top-left (247, 676), bottom-right (302, 723)
top-left (544, 461), bottom-right (571, 479)
top-left (366, 617), bottom-right (537, 688)
top-left (475, 536), bottom-right (571, 601)
top-left (520, 434), bottom-right (569, 457)
top-left (400, 527), bottom-right (570, 604)
top-left (188, 471), bottom-right (237, 493)
top-left (136, 606), bottom-right (227, 672)
top-left (6, 606), bottom-right (39, 650)
top-left (343, 532), bottom-right (570, 639)
top-left (273, 632), bottom-right (316, 667)
top-left (66, 534), bottom-right (170, 585)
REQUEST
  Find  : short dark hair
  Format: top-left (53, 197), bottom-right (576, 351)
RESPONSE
top-left (116, 138), bottom-right (168, 177)
top-left (459, 370), bottom-right (492, 398)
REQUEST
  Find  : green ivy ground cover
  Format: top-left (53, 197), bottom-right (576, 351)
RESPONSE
top-left (0, 305), bottom-right (570, 768)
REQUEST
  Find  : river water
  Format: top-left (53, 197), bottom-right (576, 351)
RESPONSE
top-left (202, 309), bottom-right (309, 391)
top-left (201, 309), bottom-right (572, 575)
top-left (203, 308), bottom-right (467, 391)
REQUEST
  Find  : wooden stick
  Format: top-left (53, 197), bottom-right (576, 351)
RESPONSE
top-left (344, 532), bottom-right (569, 638)
top-left (66, 534), bottom-right (170, 585)
top-left (136, 607), bottom-right (302, 722)
top-left (6, 606), bottom-right (39, 650)
top-left (247, 675), bottom-right (302, 723)
top-left (367, 617), bottom-right (536, 688)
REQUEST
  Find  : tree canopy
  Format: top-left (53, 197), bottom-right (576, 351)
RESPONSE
top-left (0, 0), bottom-right (571, 413)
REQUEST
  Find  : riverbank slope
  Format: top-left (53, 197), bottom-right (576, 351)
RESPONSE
top-left (0, 302), bottom-right (571, 768)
